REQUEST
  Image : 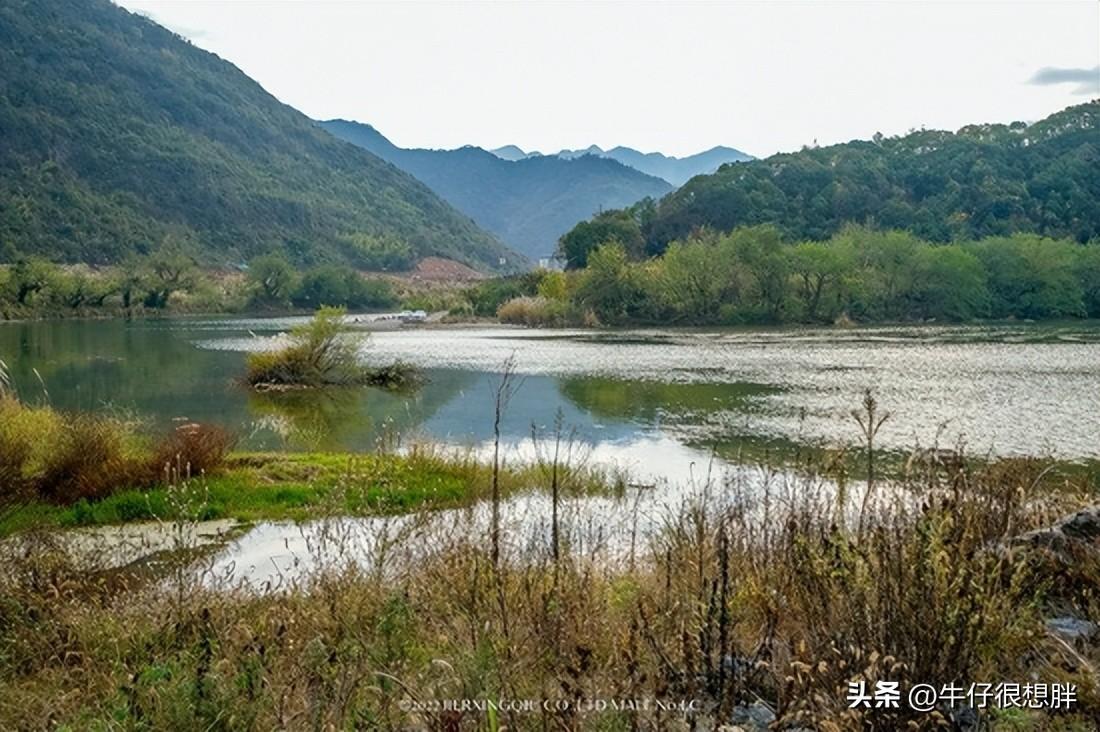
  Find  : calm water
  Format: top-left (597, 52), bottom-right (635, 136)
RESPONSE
top-left (3, 317), bottom-right (1099, 484)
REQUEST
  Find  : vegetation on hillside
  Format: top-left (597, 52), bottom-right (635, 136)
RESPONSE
top-left (561, 102), bottom-right (1100, 261)
top-left (526, 225), bottom-right (1100, 326)
top-left (321, 120), bottom-right (673, 261)
top-left (0, 0), bottom-right (515, 270)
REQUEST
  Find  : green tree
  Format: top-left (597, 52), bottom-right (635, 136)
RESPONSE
top-left (728, 226), bottom-right (790, 321)
top-left (142, 247), bottom-right (197, 309)
top-left (574, 243), bottom-right (645, 322)
top-left (558, 211), bottom-right (644, 269)
top-left (293, 266), bottom-right (351, 309)
top-left (971, 235), bottom-right (1085, 318)
top-left (788, 242), bottom-right (848, 321)
top-left (840, 227), bottom-right (923, 319)
top-left (1076, 243), bottom-right (1100, 317)
top-left (657, 239), bottom-right (731, 322)
top-left (909, 246), bottom-right (990, 320)
top-left (8, 258), bottom-right (57, 305)
top-left (291, 267), bottom-right (396, 310)
top-left (248, 254), bottom-right (299, 307)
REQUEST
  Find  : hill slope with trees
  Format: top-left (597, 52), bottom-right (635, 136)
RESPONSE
top-left (320, 120), bottom-right (673, 261)
top-left (561, 102), bottom-right (1100, 261)
top-left (0, 0), bottom-right (516, 271)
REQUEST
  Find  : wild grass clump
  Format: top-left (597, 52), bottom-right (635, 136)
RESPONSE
top-left (497, 295), bottom-right (568, 326)
top-left (149, 423), bottom-right (238, 482)
top-left (245, 307), bottom-right (419, 390)
top-left (0, 395), bottom-right (234, 508)
top-left (36, 414), bottom-right (136, 503)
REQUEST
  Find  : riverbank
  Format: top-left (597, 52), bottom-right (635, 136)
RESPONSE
top-left (3, 369), bottom-right (1100, 728)
top-left (0, 446), bottom-right (623, 539)
top-left (2, 439), bottom-right (1099, 730)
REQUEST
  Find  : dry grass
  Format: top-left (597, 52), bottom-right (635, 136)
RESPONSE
top-left (497, 296), bottom-right (568, 327)
top-left (0, 396), bottom-right (233, 506)
top-left (148, 423), bottom-right (238, 483)
top-left (0, 445), bottom-right (1097, 730)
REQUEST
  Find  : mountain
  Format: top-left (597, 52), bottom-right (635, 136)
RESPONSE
top-left (321, 121), bottom-right (673, 260)
top-left (0, 0), bottom-right (517, 271)
top-left (565, 102), bottom-right (1100, 256)
top-left (490, 144), bottom-right (754, 186)
top-left (488, 145), bottom-right (533, 162)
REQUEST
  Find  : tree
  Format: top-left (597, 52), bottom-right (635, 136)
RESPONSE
top-left (293, 266), bottom-right (350, 309)
top-left (909, 245), bottom-right (990, 320)
top-left (971, 235), bottom-right (1085, 318)
top-left (573, 243), bottom-right (645, 321)
top-left (142, 247), bottom-right (197, 309)
top-left (9, 258), bottom-right (57, 305)
top-left (841, 227), bottom-right (923, 319)
top-left (727, 226), bottom-right (790, 321)
top-left (788, 242), bottom-right (848, 321)
top-left (657, 239), bottom-right (730, 322)
top-left (1076, 243), bottom-right (1100, 317)
top-left (557, 210), bottom-right (644, 269)
top-left (248, 254), bottom-right (299, 307)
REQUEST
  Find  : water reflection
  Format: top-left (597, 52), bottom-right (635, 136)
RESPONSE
top-left (2, 317), bottom-right (1099, 461)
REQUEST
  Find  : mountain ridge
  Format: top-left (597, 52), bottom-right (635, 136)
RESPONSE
top-left (321, 120), bottom-right (673, 260)
top-left (489, 143), bottom-right (754, 185)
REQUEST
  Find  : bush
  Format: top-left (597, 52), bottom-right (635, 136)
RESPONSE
top-left (496, 296), bottom-right (567, 326)
top-left (0, 399), bottom-right (33, 498)
top-left (245, 307), bottom-right (417, 389)
top-left (246, 308), bottom-right (361, 387)
top-left (0, 394), bottom-right (236, 508)
top-left (37, 415), bottom-right (134, 503)
top-left (148, 423), bottom-right (236, 481)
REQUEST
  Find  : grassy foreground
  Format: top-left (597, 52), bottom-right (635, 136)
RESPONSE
top-left (2, 390), bottom-right (1100, 730)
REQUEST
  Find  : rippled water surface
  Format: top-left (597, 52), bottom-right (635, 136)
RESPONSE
top-left (3, 318), bottom-right (1099, 475)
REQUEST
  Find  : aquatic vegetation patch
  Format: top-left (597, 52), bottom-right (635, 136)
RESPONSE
top-left (244, 307), bottom-right (420, 390)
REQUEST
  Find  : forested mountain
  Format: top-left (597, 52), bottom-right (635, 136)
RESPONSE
top-left (591, 102), bottom-right (1100, 257)
top-left (320, 120), bottom-right (673, 260)
top-left (489, 144), bottom-right (754, 186)
top-left (0, 0), bottom-right (516, 271)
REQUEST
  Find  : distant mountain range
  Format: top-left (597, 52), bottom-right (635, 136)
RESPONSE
top-left (0, 0), bottom-right (516, 271)
top-left (488, 144), bottom-right (754, 186)
top-left (321, 121), bottom-right (674, 260)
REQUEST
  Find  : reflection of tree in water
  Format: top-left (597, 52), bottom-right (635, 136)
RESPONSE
top-left (558, 376), bottom-right (778, 424)
top-left (0, 318), bottom-right (245, 418)
top-left (557, 375), bottom-right (808, 462)
top-left (246, 369), bottom-right (477, 451)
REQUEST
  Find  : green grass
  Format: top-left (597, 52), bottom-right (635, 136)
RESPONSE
top-left (0, 449), bottom-right (586, 536)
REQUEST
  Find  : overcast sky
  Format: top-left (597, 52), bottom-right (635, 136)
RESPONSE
top-left (118, 1), bottom-right (1099, 158)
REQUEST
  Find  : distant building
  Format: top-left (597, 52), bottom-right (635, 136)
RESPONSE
top-left (537, 255), bottom-right (565, 271)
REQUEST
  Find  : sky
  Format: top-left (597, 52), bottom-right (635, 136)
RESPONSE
top-left (117, 1), bottom-right (1099, 159)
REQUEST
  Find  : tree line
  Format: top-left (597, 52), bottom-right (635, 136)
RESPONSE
top-left (0, 252), bottom-right (398, 319)
top-left (494, 225), bottom-right (1100, 326)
